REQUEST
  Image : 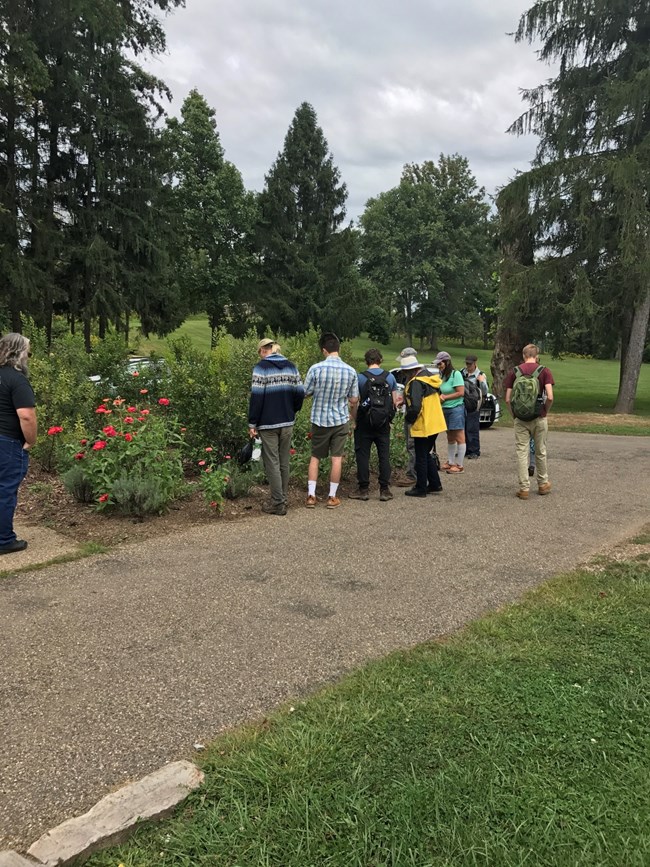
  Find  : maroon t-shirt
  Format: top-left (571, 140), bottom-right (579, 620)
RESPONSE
top-left (504, 362), bottom-right (555, 418)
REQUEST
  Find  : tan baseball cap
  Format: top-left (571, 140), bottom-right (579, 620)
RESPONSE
top-left (257, 338), bottom-right (274, 351)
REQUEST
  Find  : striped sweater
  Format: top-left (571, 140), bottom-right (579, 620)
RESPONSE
top-left (248, 354), bottom-right (305, 430)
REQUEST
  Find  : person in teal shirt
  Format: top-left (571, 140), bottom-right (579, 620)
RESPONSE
top-left (435, 351), bottom-right (467, 474)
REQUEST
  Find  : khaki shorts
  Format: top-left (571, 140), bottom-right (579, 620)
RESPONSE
top-left (311, 422), bottom-right (350, 459)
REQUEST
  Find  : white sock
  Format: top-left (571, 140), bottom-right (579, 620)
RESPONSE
top-left (308, 480), bottom-right (317, 496)
top-left (329, 482), bottom-right (339, 497)
top-left (456, 444), bottom-right (467, 467)
top-left (448, 444), bottom-right (457, 465)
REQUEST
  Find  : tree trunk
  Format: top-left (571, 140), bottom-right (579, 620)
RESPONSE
top-left (614, 286), bottom-right (650, 414)
top-left (491, 325), bottom-right (522, 397)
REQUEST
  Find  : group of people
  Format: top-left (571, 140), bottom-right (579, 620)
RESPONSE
top-left (248, 333), bottom-right (555, 513)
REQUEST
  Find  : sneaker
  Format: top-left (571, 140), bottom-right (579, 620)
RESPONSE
top-left (538, 482), bottom-right (552, 495)
top-left (0, 539), bottom-right (27, 555)
top-left (516, 489), bottom-right (529, 500)
top-left (528, 465), bottom-right (535, 477)
top-left (441, 462), bottom-right (455, 471)
top-left (326, 496), bottom-right (341, 509)
top-left (446, 465), bottom-right (464, 474)
top-left (262, 502), bottom-right (287, 516)
top-left (427, 485), bottom-right (443, 494)
top-left (379, 487), bottom-right (393, 501)
top-left (348, 488), bottom-right (369, 500)
top-left (305, 494), bottom-right (317, 509)
top-left (466, 454), bottom-right (480, 460)
top-left (404, 487), bottom-right (427, 498)
top-left (395, 476), bottom-right (416, 487)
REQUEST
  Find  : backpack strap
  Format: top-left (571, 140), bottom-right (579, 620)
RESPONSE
top-left (363, 369), bottom-right (389, 383)
top-left (532, 365), bottom-right (543, 380)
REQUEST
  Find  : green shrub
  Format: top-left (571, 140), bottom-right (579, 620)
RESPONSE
top-left (62, 464), bottom-right (96, 504)
top-left (109, 473), bottom-right (169, 518)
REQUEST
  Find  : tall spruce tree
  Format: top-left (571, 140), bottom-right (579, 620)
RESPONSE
top-left (164, 90), bottom-right (257, 347)
top-left (494, 0), bottom-right (650, 411)
top-left (255, 102), bottom-right (362, 337)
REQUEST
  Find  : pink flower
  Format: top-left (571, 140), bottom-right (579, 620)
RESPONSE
top-left (137, 417), bottom-right (146, 422)
top-left (74, 452), bottom-right (85, 460)
top-left (132, 370), bottom-right (139, 377)
top-left (205, 447), bottom-right (213, 452)
top-left (98, 493), bottom-right (109, 503)
top-left (124, 433), bottom-right (133, 442)
top-left (123, 416), bottom-right (134, 424)
top-left (102, 425), bottom-right (118, 437)
top-left (205, 467), bottom-right (212, 473)
top-left (210, 501), bottom-right (218, 508)
top-left (127, 406), bottom-right (137, 413)
top-left (101, 398), bottom-right (110, 403)
top-left (158, 397), bottom-right (170, 406)
top-left (95, 406), bottom-right (109, 414)
top-left (198, 460), bottom-right (206, 466)
top-left (47, 426), bottom-right (63, 435)
top-left (113, 398), bottom-right (125, 406)
top-left (80, 439), bottom-right (88, 446)
top-left (180, 427), bottom-right (187, 432)
top-left (290, 448), bottom-right (296, 456)
top-left (139, 388), bottom-right (148, 394)
top-left (140, 409), bottom-right (150, 416)
top-left (224, 454), bottom-right (231, 460)
top-left (92, 440), bottom-right (107, 451)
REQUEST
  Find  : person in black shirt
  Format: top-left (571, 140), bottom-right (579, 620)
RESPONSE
top-left (0, 333), bottom-right (37, 554)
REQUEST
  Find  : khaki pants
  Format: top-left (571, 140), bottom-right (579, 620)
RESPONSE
top-left (259, 426), bottom-right (293, 505)
top-left (514, 417), bottom-right (548, 490)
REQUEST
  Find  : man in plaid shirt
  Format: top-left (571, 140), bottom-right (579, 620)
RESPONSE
top-left (303, 333), bottom-right (359, 509)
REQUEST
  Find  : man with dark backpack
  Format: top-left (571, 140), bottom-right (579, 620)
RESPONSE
top-left (349, 348), bottom-right (398, 502)
top-left (504, 344), bottom-right (555, 499)
top-left (461, 354), bottom-right (488, 459)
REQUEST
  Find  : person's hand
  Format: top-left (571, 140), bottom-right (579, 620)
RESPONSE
top-left (23, 443), bottom-right (33, 450)
top-left (248, 427), bottom-right (257, 438)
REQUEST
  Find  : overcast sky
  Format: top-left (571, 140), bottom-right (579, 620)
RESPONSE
top-left (147, 0), bottom-right (547, 221)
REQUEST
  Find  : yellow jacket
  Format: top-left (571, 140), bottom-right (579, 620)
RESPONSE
top-left (405, 372), bottom-right (447, 437)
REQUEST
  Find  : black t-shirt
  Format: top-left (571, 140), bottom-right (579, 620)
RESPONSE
top-left (0, 366), bottom-right (35, 443)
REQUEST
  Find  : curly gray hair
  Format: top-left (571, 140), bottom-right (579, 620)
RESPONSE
top-left (0, 333), bottom-right (30, 374)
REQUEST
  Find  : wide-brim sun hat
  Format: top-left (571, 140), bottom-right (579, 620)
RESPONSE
top-left (396, 346), bottom-right (418, 360)
top-left (399, 355), bottom-right (421, 370)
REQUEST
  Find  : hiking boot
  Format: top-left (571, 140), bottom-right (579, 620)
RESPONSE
top-left (379, 487), bottom-right (393, 501)
top-left (0, 539), bottom-right (27, 555)
top-left (538, 482), bottom-right (552, 495)
top-left (427, 485), bottom-right (443, 494)
top-left (446, 465), bottom-right (464, 474)
top-left (262, 501), bottom-right (287, 516)
top-left (326, 496), bottom-right (341, 509)
top-left (516, 489), bottom-right (529, 500)
top-left (395, 475), bottom-right (416, 487)
top-left (404, 487), bottom-right (427, 498)
top-left (348, 488), bottom-right (369, 500)
top-left (305, 494), bottom-right (317, 509)
top-left (528, 465), bottom-right (535, 477)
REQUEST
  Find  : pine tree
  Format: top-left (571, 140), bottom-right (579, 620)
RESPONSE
top-left (495, 0), bottom-right (650, 411)
top-left (255, 102), bottom-right (361, 337)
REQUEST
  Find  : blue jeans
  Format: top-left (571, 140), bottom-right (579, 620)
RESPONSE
top-left (0, 434), bottom-right (29, 547)
top-left (465, 409), bottom-right (481, 456)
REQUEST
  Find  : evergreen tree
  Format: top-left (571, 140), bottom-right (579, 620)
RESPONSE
top-left (164, 89), bottom-right (257, 347)
top-left (255, 102), bottom-right (362, 337)
top-left (495, 0), bottom-right (650, 411)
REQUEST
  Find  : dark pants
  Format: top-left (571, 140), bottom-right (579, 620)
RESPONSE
top-left (354, 422), bottom-right (391, 489)
top-left (0, 434), bottom-right (29, 548)
top-left (465, 409), bottom-right (481, 457)
top-left (413, 435), bottom-right (442, 492)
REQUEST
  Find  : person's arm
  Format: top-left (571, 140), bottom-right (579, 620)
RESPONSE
top-left (248, 365), bottom-right (264, 437)
top-left (544, 383), bottom-right (554, 414)
top-left (348, 374), bottom-right (360, 422)
top-left (505, 388), bottom-right (513, 417)
top-left (477, 373), bottom-right (489, 396)
top-left (404, 380), bottom-right (423, 424)
top-left (17, 407), bottom-right (37, 448)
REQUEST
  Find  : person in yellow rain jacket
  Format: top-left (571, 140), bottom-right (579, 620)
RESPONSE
top-left (402, 356), bottom-right (446, 498)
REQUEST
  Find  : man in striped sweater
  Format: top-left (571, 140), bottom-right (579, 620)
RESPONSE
top-left (248, 338), bottom-right (305, 515)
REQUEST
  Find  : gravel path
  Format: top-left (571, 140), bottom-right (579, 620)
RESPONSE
top-left (1, 428), bottom-right (649, 849)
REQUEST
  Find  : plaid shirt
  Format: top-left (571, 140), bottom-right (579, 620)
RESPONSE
top-left (303, 355), bottom-right (359, 427)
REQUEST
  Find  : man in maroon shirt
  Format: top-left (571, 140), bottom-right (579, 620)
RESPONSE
top-left (504, 344), bottom-right (555, 499)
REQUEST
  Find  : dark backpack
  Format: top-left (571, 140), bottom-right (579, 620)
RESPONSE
top-left (360, 370), bottom-right (395, 428)
top-left (511, 365), bottom-right (544, 420)
top-left (462, 375), bottom-right (482, 413)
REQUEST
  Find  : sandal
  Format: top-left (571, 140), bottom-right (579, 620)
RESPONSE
top-left (446, 465), bottom-right (464, 474)
top-left (441, 462), bottom-right (455, 471)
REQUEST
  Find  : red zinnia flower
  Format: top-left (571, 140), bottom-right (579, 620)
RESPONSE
top-left (140, 409), bottom-right (150, 416)
top-left (124, 433), bottom-right (133, 442)
top-left (47, 426), bottom-right (63, 435)
top-left (290, 448), bottom-right (296, 455)
top-left (98, 493), bottom-right (109, 503)
top-left (102, 425), bottom-right (117, 437)
top-left (123, 416), bottom-right (134, 424)
top-left (80, 439), bottom-right (87, 446)
top-left (205, 447), bottom-right (213, 452)
top-left (224, 454), bottom-right (231, 460)
top-left (137, 416), bottom-right (146, 422)
top-left (74, 452), bottom-right (85, 460)
top-left (127, 406), bottom-right (137, 413)
top-left (158, 397), bottom-right (170, 406)
top-left (132, 370), bottom-right (139, 377)
top-left (198, 460), bottom-right (206, 466)
top-left (92, 440), bottom-right (107, 450)
top-left (210, 501), bottom-right (217, 508)
top-left (95, 406), bottom-right (108, 414)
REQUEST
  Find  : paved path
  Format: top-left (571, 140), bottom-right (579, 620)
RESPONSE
top-left (1, 428), bottom-right (649, 849)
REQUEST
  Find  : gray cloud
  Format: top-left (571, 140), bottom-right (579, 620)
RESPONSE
top-left (147, 0), bottom-right (547, 219)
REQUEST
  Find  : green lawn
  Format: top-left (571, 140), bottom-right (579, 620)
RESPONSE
top-left (134, 320), bottom-right (650, 417)
top-left (88, 554), bottom-right (650, 867)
